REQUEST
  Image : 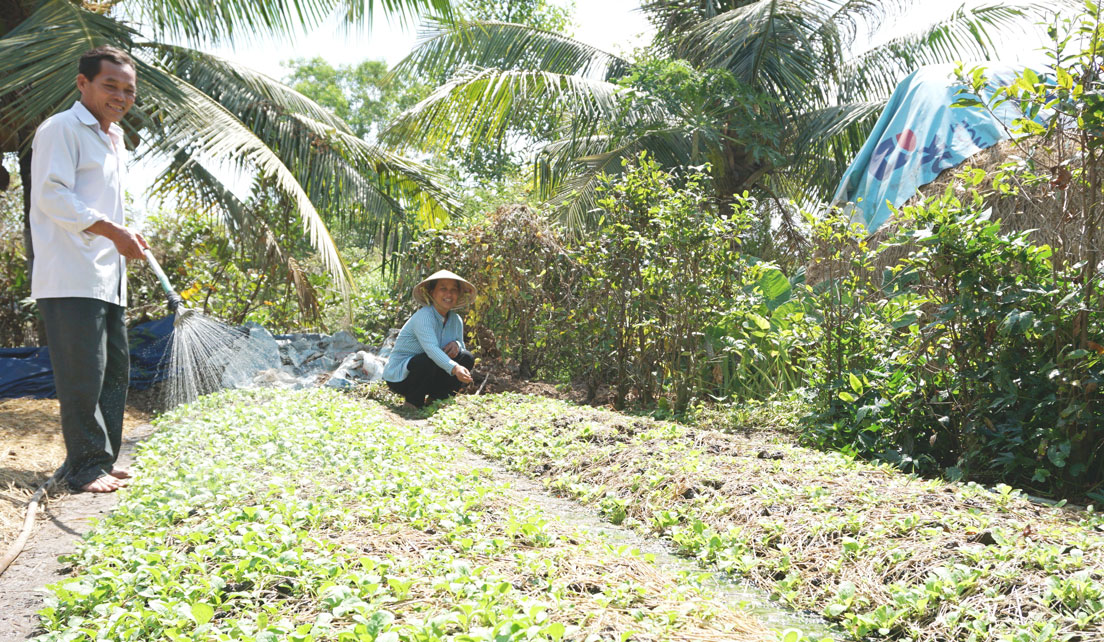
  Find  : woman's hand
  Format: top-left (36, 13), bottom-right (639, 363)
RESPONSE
top-left (443, 341), bottom-right (460, 358)
top-left (452, 364), bottom-right (473, 384)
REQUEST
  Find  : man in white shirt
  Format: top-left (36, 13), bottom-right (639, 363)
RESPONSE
top-left (30, 46), bottom-right (148, 493)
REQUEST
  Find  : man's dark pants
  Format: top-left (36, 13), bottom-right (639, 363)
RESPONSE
top-left (387, 350), bottom-right (474, 408)
top-left (38, 298), bottom-right (128, 491)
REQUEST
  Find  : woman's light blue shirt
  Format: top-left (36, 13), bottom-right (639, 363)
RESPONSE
top-left (383, 305), bottom-right (466, 382)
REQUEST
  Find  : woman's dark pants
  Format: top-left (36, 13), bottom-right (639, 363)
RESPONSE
top-left (38, 298), bottom-right (129, 491)
top-left (387, 350), bottom-right (474, 408)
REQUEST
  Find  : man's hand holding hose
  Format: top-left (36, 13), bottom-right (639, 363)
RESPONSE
top-left (86, 219), bottom-right (148, 259)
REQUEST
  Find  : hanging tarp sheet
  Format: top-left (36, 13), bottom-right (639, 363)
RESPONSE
top-left (832, 62), bottom-right (1036, 234)
top-left (0, 315), bottom-right (175, 399)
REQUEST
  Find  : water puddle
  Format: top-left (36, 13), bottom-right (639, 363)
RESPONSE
top-left (435, 430), bottom-right (838, 640)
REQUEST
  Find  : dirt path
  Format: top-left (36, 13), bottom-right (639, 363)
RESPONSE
top-left (0, 423), bottom-right (156, 642)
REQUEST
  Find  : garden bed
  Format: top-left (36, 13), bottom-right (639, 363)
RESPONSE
top-left (431, 394), bottom-right (1104, 642)
top-left (32, 389), bottom-right (775, 641)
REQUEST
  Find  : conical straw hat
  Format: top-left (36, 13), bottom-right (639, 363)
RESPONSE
top-left (413, 269), bottom-right (477, 308)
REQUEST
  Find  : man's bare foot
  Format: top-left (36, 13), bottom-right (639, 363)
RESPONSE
top-left (109, 467), bottom-right (132, 480)
top-left (80, 474), bottom-right (124, 493)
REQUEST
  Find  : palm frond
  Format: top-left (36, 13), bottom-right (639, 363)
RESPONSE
top-left (123, 0), bottom-right (454, 48)
top-left (789, 100), bottom-right (886, 197)
top-left (640, 0), bottom-right (731, 39)
top-left (676, 0), bottom-right (827, 106)
top-left (136, 47), bottom-right (458, 230)
top-left (148, 155), bottom-right (323, 322)
top-left (138, 43), bottom-right (352, 132)
top-left (294, 115), bottom-right (461, 228)
top-left (815, 0), bottom-right (914, 49)
top-left (381, 68), bottom-right (628, 155)
top-left (131, 67), bottom-right (352, 293)
top-left (395, 18), bottom-right (631, 82)
top-left (837, 2), bottom-right (1055, 101)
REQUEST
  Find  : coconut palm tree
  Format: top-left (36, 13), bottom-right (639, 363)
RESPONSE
top-left (0, 0), bottom-right (457, 298)
top-left (384, 0), bottom-right (1057, 241)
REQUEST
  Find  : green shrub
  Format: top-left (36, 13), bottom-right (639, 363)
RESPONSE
top-left (804, 190), bottom-right (1103, 499)
top-left (138, 206), bottom-right (408, 338)
top-left (406, 154), bottom-right (809, 412)
top-left (802, 23), bottom-right (1104, 501)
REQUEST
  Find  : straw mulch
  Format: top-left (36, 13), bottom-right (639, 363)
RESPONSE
top-left (0, 397), bottom-right (149, 550)
top-left (439, 398), bottom-right (1104, 642)
top-left (327, 501), bottom-right (770, 642)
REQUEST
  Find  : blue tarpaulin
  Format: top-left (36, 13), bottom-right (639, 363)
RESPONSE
top-left (0, 315), bottom-right (176, 399)
top-left (832, 63), bottom-right (1036, 234)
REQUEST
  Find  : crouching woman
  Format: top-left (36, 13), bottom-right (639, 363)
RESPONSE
top-left (383, 270), bottom-right (476, 408)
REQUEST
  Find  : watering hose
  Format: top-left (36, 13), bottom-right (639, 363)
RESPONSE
top-left (0, 471), bottom-right (62, 578)
top-left (143, 248), bottom-right (184, 313)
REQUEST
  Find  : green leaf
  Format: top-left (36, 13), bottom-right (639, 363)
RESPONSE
top-left (747, 313), bottom-right (771, 330)
top-left (1056, 67), bottom-right (1073, 89)
top-left (1047, 442), bottom-right (1071, 468)
top-left (757, 268), bottom-right (792, 310)
top-left (838, 391), bottom-right (857, 403)
top-left (190, 603), bottom-right (214, 626)
top-left (849, 373), bottom-right (863, 394)
top-left (543, 622), bottom-right (566, 641)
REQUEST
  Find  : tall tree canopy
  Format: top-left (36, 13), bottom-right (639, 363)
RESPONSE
top-left (285, 57), bottom-right (429, 141)
top-left (385, 0), bottom-right (1058, 243)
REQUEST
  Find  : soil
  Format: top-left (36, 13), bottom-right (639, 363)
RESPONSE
top-left (0, 398), bottom-right (150, 549)
top-left (0, 399), bottom-right (154, 642)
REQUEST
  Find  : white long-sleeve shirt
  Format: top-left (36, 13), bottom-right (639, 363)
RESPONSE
top-left (30, 101), bottom-right (128, 305)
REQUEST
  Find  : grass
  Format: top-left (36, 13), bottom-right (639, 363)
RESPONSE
top-left (431, 393), bottom-right (1104, 642)
top-left (34, 388), bottom-right (774, 642)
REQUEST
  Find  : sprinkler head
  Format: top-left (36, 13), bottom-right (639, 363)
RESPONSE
top-left (174, 307), bottom-right (196, 327)
top-left (173, 305), bottom-right (198, 328)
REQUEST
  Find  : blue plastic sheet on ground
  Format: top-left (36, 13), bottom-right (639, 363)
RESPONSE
top-left (832, 62), bottom-right (1037, 234)
top-left (0, 314), bottom-right (176, 399)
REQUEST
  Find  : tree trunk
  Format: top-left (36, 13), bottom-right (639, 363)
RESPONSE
top-left (714, 142), bottom-right (767, 215)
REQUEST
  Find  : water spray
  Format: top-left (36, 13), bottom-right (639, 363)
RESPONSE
top-left (142, 248), bottom-right (196, 326)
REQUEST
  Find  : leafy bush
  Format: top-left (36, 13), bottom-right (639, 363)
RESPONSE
top-left (569, 154), bottom-right (750, 410)
top-left (407, 154), bottom-right (809, 412)
top-left (0, 160), bottom-right (34, 347)
top-left (802, 20), bottom-right (1104, 501)
top-left (804, 188), bottom-right (1103, 499)
top-left (138, 206), bottom-right (408, 341)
